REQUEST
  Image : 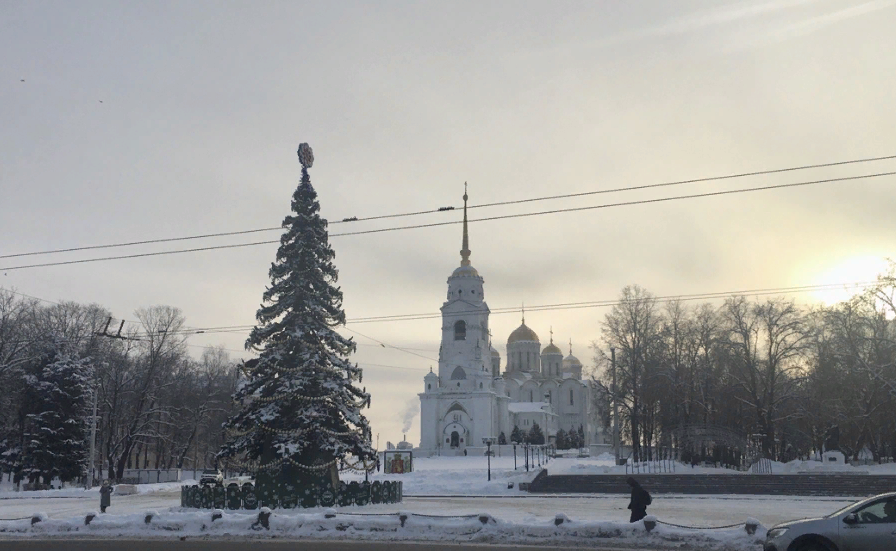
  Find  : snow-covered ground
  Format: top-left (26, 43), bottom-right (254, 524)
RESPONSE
top-left (548, 453), bottom-right (745, 475)
top-left (0, 488), bottom-right (857, 531)
top-left (342, 455), bottom-right (542, 495)
top-left (0, 454), bottom-right (887, 548)
top-left (1, 506), bottom-right (771, 550)
top-left (771, 459), bottom-right (896, 474)
top-left (0, 480), bottom-right (198, 499)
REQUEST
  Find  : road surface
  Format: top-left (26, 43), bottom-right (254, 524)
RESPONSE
top-left (0, 540), bottom-right (668, 550)
top-left (0, 490), bottom-right (855, 527)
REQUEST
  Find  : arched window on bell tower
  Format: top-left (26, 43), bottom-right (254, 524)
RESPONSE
top-left (454, 320), bottom-right (466, 341)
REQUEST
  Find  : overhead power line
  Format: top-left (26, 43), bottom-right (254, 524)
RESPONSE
top-left (3, 153), bottom-right (894, 261)
top-left (0, 287), bottom-right (62, 305)
top-left (336, 326), bottom-right (440, 363)
top-left (467, 153), bottom-right (896, 210)
top-left (126, 280), bottom-right (877, 338)
top-left (2, 170), bottom-right (893, 272)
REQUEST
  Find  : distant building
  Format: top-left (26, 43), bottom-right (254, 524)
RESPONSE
top-left (418, 190), bottom-right (605, 454)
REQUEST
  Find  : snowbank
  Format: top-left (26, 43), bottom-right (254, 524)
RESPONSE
top-left (0, 480), bottom-right (196, 500)
top-left (0, 508), bottom-right (767, 550)
top-left (773, 459), bottom-right (896, 475)
top-left (547, 456), bottom-right (747, 475)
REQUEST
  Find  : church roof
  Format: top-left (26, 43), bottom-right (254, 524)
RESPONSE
top-left (450, 264), bottom-right (480, 278)
top-left (491, 346), bottom-right (500, 358)
top-left (563, 339), bottom-right (582, 366)
top-left (508, 322), bottom-right (539, 344)
top-left (508, 402), bottom-right (551, 413)
top-left (541, 342), bottom-right (562, 356)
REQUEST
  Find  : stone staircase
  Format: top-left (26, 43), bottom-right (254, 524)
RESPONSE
top-left (528, 473), bottom-right (896, 496)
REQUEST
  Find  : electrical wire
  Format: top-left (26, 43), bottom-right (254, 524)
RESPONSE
top-left (341, 326), bottom-right (439, 363)
top-left (123, 280), bottom-right (877, 337)
top-left (2, 170), bottom-right (893, 272)
top-left (3, 153), bottom-right (894, 261)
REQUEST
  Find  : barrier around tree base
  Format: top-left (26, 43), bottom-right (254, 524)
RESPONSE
top-left (181, 480), bottom-right (403, 509)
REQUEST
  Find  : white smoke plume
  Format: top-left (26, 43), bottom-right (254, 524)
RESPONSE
top-left (399, 398), bottom-right (420, 435)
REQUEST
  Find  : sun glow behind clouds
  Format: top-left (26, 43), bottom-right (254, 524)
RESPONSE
top-left (810, 256), bottom-right (890, 305)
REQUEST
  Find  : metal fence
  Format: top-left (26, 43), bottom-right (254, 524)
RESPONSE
top-left (751, 458), bottom-right (773, 474)
top-left (180, 480), bottom-right (403, 510)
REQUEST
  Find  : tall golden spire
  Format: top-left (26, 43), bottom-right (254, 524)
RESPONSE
top-left (460, 183), bottom-right (471, 266)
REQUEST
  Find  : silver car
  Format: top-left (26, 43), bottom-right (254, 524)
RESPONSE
top-left (765, 492), bottom-right (896, 551)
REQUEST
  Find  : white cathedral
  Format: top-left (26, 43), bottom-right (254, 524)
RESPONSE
top-left (418, 190), bottom-right (605, 454)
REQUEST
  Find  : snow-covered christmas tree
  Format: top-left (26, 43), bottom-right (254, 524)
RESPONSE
top-left (21, 339), bottom-right (92, 485)
top-left (220, 143), bottom-right (375, 497)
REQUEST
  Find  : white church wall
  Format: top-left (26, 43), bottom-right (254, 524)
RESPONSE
top-left (417, 192), bottom-right (605, 454)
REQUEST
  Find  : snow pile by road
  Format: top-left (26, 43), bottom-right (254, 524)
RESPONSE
top-left (0, 508), bottom-right (767, 550)
top-left (341, 455), bottom-right (541, 495)
top-left (772, 459), bottom-right (896, 475)
top-left (548, 455), bottom-right (746, 475)
top-left (0, 480), bottom-right (197, 500)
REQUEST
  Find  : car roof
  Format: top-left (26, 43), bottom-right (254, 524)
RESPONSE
top-left (859, 492), bottom-right (896, 502)
top-left (847, 493), bottom-right (896, 509)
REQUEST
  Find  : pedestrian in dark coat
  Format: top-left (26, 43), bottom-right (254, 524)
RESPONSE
top-left (100, 480), bottom-right (113, 513)
top-left (626, 477), bottom-right (651, 523)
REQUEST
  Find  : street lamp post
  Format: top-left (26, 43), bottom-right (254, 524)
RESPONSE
top-left (513, 443), bottom-right (517, 470)
top-left (482, 437), bottom-right (496, 481)
top-left (86, 375), bottom-right (99, 489)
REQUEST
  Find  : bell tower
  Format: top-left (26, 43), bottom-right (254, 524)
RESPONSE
top-left (439, 185), bottom-right (490, 386)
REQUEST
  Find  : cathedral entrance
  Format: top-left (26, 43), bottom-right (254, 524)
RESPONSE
top-left (442, 412), bottom-right (468, 454)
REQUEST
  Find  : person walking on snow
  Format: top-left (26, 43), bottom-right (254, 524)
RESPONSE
top-left (100, 480), bottom-right (113, 513)
top-left (627, 477), bottom-right (651, 523)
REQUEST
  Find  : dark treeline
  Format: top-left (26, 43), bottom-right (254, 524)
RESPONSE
top-left (0, 292), bottom-right (239, 486)
top-left (592, 264), bottom-right (896, 465)
top-left (2, 262), bottom-right (894, 483)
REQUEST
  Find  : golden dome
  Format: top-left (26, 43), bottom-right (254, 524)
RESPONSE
top-left (450, 264), bottom-right (480, 278)
top-left (541, 342), bottom-right (562, 356)
top-left (508, 323), bottom-right (539, 344)
top-left (491, 346), bottom-right (501, 357)
top-left (563, 354), bottom-right (583, 367)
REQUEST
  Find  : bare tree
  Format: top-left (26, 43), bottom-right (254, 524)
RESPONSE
top-left (102, 306), bottom-right (185, 479)
top-left (722, 296), bottom-right (810, 459)
top-left (600, 285), bottom-right (663, 460)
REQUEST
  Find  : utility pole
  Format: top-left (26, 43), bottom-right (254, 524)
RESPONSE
top-left (90, 317), bottom-right (133, 486)
top-left (611, 347), bottom-right (620, 465)
top-left (86, 379), bottom-right (99, 489)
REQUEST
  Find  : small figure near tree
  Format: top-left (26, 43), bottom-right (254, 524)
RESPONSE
top-left (100, 480), bottom-right (113, 513)
top-left (627, 477), bottom-right (651, 523)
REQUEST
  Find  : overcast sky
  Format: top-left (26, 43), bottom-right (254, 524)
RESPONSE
top-left (2, 0), bottom-right (895, 446)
